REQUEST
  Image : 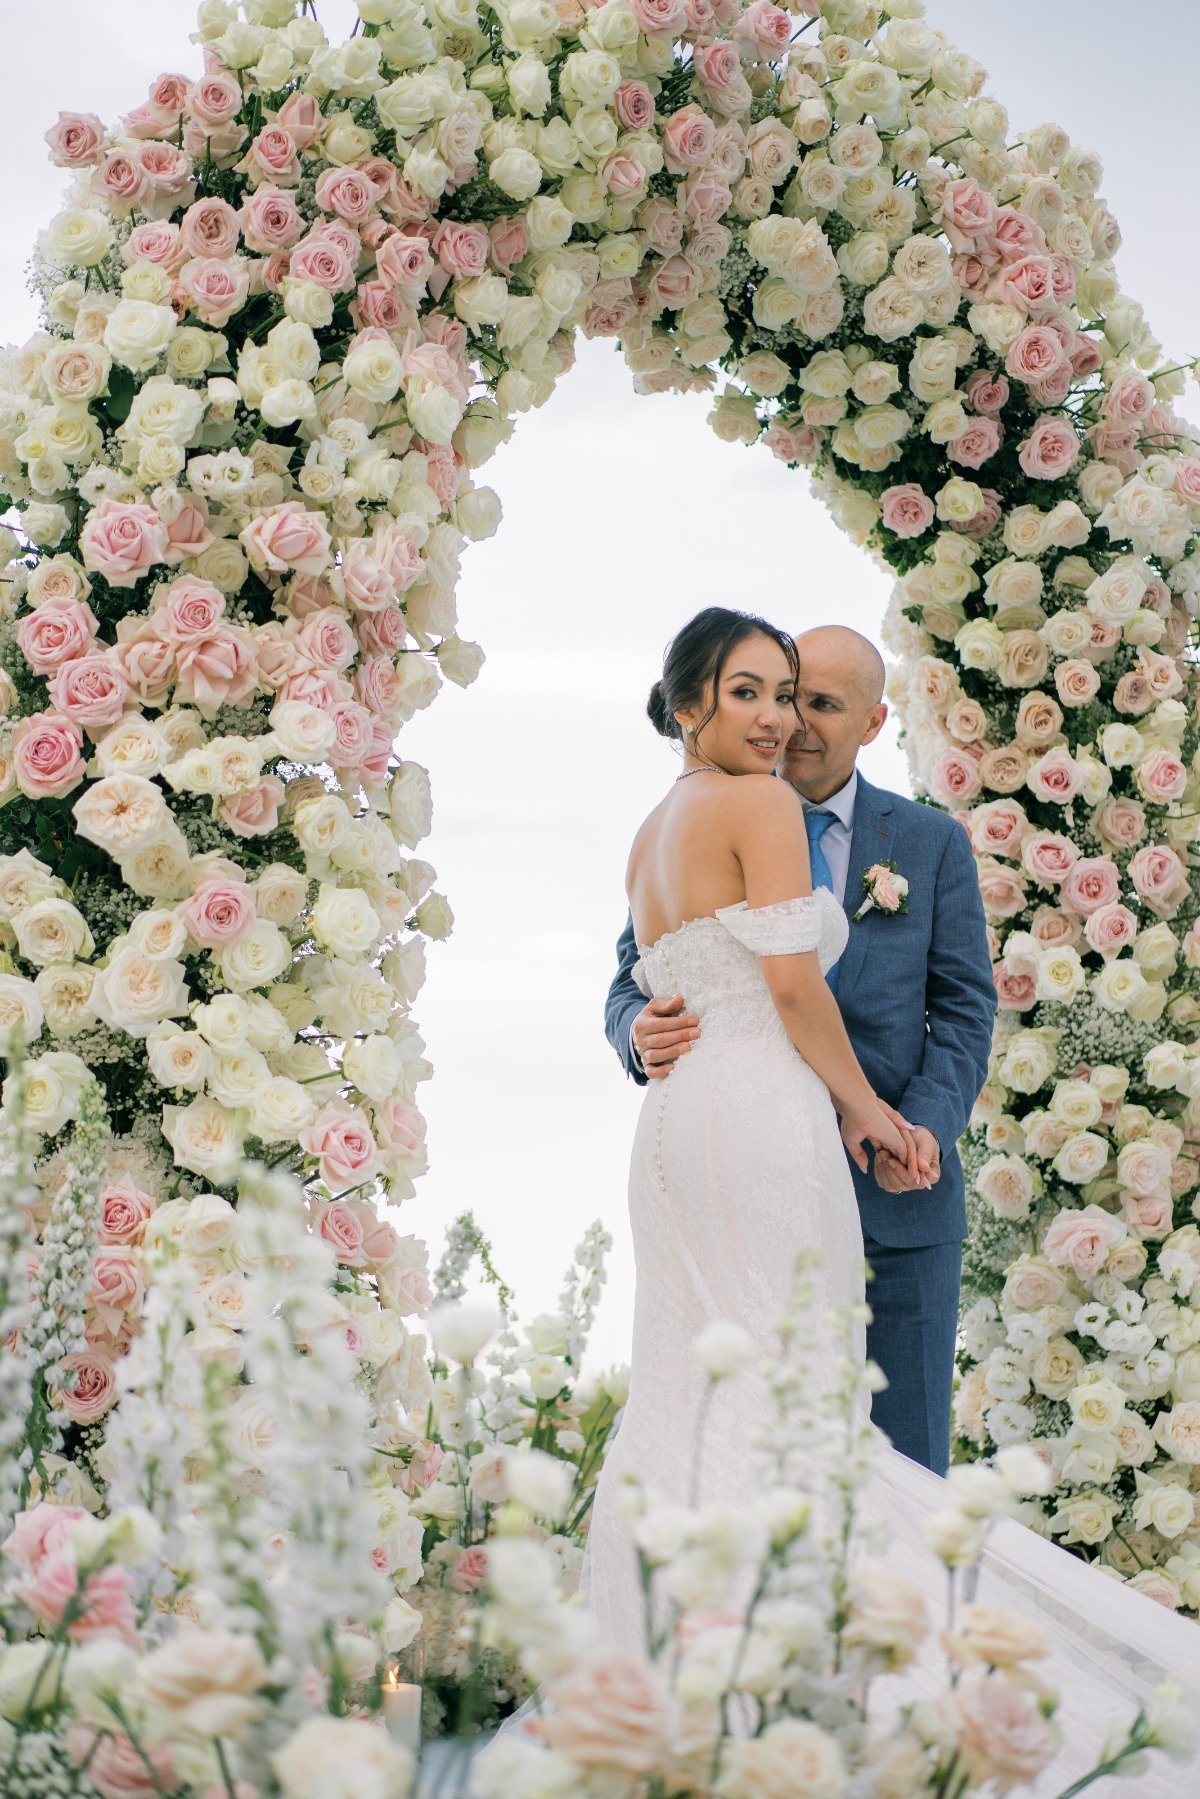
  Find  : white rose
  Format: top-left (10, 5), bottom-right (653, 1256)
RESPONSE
top-left (103, 300), bottom-right (177, 374)
top-left (311, 886), bottom-right (381, 957)
top-left (45, 207), bottom-right (115, 269)
top-left (220, 920), bottom-right (292, 993)
top-left (8, 1051), bottom-right (89, 1137)
top-left (13, 898), bottom-right (94, 968)
top-left (147, 1026), bottom-right (211, 1091)
top-left (344, 1034), bottom-right (403, 1102)
top-left (505, 1448), bottom-right (573, 1521)
top-left (271, 1716), bottom-right (412, 1799)
top-left (34, 963), bottom-right (96, 1037)
top-left (1051, 1130), bottom-right (1110, 1185)
top-left (251, 1076), bottom-right (316, 1144)
top-left (163, 1098), bottom-right (243, 1176)
top-left (252, 864), bottom-right (309, 926)
top-left (344, 336), bottom-right (405, 404)
top-left (92, 944), bottom-right (187, 1038)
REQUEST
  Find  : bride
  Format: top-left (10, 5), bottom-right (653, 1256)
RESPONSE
top-left (585, 604), bottom-right (1200, 1792)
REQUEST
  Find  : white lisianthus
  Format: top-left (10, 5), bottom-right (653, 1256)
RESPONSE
top-left (429, 1299), bottom-right (503, 1365)
top-left (694, 1320), bottom-right (756, 1380)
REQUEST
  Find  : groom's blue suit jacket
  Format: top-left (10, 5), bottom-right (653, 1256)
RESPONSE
top-left (604, 775), bottom-right (997, 1249)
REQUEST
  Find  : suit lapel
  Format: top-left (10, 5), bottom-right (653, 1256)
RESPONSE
top-left (836, 776), bottom-right (895, 1004)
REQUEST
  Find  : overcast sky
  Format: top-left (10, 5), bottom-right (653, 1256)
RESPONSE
top-left (4, 3), bottom-right (1197, 1365)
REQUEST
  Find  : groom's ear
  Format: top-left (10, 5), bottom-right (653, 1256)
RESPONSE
top-left (860, 701), bottom-right (888, 748)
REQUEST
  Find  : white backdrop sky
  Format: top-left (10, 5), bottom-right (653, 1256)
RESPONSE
top-left (3, 3), bottom-right (1197, 1363)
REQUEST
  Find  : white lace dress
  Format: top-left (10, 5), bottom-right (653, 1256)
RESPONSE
top-left (585, 896), bottom-right (1200, 1793)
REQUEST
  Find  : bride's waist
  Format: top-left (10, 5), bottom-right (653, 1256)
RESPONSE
top-left (668, 995), bottom-right (794, 1043)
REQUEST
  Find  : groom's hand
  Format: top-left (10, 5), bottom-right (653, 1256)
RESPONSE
top-left (632, 996), bottom-right (699, 1078)
top-left (875, 1127), bottom-right (941, 1192)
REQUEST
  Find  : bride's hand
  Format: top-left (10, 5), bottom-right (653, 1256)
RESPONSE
top-left (839, 1097), bottom-right (920, 1181)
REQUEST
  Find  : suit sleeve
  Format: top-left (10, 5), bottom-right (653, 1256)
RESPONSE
top-left (898, 820), bottom-right (996, 1157)
top-left (605, 912), bottom-right (648, 1086)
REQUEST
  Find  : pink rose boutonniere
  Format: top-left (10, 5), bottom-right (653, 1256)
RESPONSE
top-left (854, 862), bottom-right (909, 921)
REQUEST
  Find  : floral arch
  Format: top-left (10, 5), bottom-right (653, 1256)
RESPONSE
top-left (3, 0), bottom-right (1200, 1765)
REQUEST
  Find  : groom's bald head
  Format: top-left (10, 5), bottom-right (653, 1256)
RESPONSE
top-left (783, 625), bottom-right (888, 802)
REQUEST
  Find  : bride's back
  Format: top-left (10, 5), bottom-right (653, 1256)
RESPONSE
top-left (627, 776), bottom-right (760, 950)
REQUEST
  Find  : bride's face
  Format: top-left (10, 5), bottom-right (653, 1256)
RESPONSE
top-left (677, 633), bottom-right (798, 775)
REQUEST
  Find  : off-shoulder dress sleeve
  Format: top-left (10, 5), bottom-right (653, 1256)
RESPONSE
top-left (715, 894), bottom-right (834, 957)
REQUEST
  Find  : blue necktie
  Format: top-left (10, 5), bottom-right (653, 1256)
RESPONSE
top-left (805, 808), bottom-right (840, 995)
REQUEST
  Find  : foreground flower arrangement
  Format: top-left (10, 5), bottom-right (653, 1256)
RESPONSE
top-left (466, 1262), bottom-right (1195, 1798)
top-left (1, 0), bottom-right (1198, 1716)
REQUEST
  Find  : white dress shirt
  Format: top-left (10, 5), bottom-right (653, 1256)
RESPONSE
top-left (800, 770), bottom-right (858, 907)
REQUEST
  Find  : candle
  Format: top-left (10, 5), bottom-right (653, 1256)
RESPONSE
top-left (381, 1672), bottom-right (422, 1753)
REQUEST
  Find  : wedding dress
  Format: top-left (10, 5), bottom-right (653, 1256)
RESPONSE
top-left (585, 893), bottom-right (1200, 1795)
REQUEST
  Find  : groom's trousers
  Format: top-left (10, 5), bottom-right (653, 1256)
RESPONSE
top-left (862, 1234), bottom-right (962, 1477)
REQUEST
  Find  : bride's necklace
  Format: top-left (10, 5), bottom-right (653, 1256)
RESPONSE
top-left (676, 765), bottom-right (728, 782)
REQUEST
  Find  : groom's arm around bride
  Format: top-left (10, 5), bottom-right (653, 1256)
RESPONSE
top-left (604, 627), bottom-right (996, 1475)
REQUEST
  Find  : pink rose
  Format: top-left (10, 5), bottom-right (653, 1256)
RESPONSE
top-left (16, 599), bottom-right (99, 674)
top-left (487, 216), bottom-right (529, 275)
top-left (1019, 415), bottom-right (1081, 481)
top-left (355, 655), bottom-right (404, 717)
top-left (158, 490), bottom-right (215, 565)
top-left (583, 280), bottom-right (636, 339)
top-left (1054, 659), bottom-right (1101, 708)
top-left (1086, 418), bottom-right (1141, 475)
top-left (542, 1654), bottom-right (673, 1776)
top-left (1031, 364), bottom-right (1072, 406)
top-left (88, 1249), bottom-right (144, 1341)
top-left (880, 484), bottom-right (935, 538)
top-left (67, 1726), bottom-right (177, 1799)
top-left (1137, 747), bottom-right (1188, 805)
top-left (1113, 671), bottom-right (1154, 717)
top-left (240, 503), bottom-right (332, 577)
top-left (300, 1104), bottom-right (380, 1195)
top-left (965, 369), bottom-right (1009, 414)
top-left (1005, 324), bottom-right (1068, 386)
top-left (764, 419), bottom-right (822, 465)
top-left (435, 220), bottom-right (490, 280)
top-left (1031, 905), bottom-right (1082, 949)
top-left (179, 878), bottom-right (256, 947)
top-left (48, 654), bottom-right (129, 733)
top-left (55, 1350), bottom-right (117, 1424)
top-left (114, 620), bottom-right (176, 706)
top-left (1021, 831), bottom-right (1079, 887)
top-left (395, 1439), bottom-right (443, 1497)
top-left (137, 142), bottom-right (196, 218)
top-left (4, 1502), bottom-right (89, 1572)
top-left (731, 0), bottom-right (792, 58)
top-left (601, 154), bottom-right (648, 201)
top-left (995, 254), bottom-right (1055, 313)
top-left (81, 500), bottom-right (168, 589)
top-left (282, 667), bottom-right (346, 712)
top-left (219, 774), bottom-right (285, 839)
top-left (188, 71), bottom-right (241, 130)
top-left (159, 577), bottom-right (226, 645)
top-left (969, 800), bottom-right (1028, 858)
top-left (277, 91), bottom-right (325, 150)
top-left (1124, 1191), bottom-right (1174, 1240)
top-left (1060, 856), bottom-right (1119, 917)
top-left (636, 198), bottom-right (684, 256)
top-left (449, 1545), bottom-right (490, 1592)
top-left (239, 186), bottom-right (305, 255)
top-left (289, 234), bottom-right (357, 293)
top-left (315, 166), bottom-right (377, 226)
top-left (951, 1669), bottom-right (1058, 1791)
top-left (679, 168), bottom-right (732, 227)
top-left (1094, 796), bottom-right (1147, 850)
top-left (244, 126), bottom-right (300, 187)
top-left (947, 417), bottom-right (1002, 469)
top-left (661, 105), bottom-right (716, 174)
top-left (351, 281), bottom-right (413, 333)
top-left (694, 41), bottom-right (750, 115)
top-left (939, 177), bottom-right (997, 252)
top-left (123, 220), bottom-right (184, 272)
top-left (174, 627), bottom-right (257, 717)
top-left (1102, 369), bottom-right (1154, 424)
top-left (45, 112), bottom-right (107, 169)
top-left (93, 152), bottom-right (149, 217)
top-left (177, 256), bottom-right (250, 327)
top-left (359, 719), bottom-right (393, 786)
top-left (99, 1176), bottom-right (156, 1245)
top-left (296, 609), bottom-right (357, 674)
top-left (14, 1553), bottom-right (138, 1647)
top-left (329, 701), bottom-right (375, 768)
top-left (1129, 844), bottom-right (1189, 918)
top-left (1043, 1204), bottom-right (1120, 1279)
top-left (376, 231), bottom-right (435, 295)
top-left (994, 964), bottom-right (1036, 1010)
top-left (315, 1199), bottom-right (367, 1265)
top-left (1084, 903), bottom-right (1138, 960)
top-left (12, 712), bottom-right (84, 798)
top-left (1026, 746), bottom-right (1082, 804)
top-left (615, 81), bottom-right (655, 130)
top-left (977, 861), bottom-right (1028, 919)
top-left (992, 206), bottom-right (1046, 260)
top-left (929, 749), bottom-right (983, 807)
top-left (179, 197), bottom-right (240, 260)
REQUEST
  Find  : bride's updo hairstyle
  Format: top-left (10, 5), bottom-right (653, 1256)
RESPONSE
top-left (647, 606), bottom-right (798, 742)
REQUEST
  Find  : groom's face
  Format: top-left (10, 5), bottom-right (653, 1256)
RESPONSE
top-left (782, 646), bottom-right (887, 801)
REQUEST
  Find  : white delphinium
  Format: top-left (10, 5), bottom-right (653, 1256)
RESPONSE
top-left (19, 1077), bottom-right (109, 1478)
top-left (557, 1219), bottom-right (613, 1364)
top-left (0, 1051), bottom-right (40, 1532)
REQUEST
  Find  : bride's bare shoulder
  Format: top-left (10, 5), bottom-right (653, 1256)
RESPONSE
top-left (713, 774), bottom-right (805, 821)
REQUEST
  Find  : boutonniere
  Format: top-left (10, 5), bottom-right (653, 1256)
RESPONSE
top-left (854, 862), bottom-right (909, 921)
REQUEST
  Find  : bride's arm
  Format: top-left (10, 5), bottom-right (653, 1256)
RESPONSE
top-left (725, 778), bottom-right (918, 1177)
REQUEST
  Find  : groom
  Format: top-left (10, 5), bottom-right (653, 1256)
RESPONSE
top-left (604, 625), bottom-right (996, 1475)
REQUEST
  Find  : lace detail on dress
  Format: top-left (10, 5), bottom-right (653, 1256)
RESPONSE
top-left (716, 890), bottom-right (847, 966)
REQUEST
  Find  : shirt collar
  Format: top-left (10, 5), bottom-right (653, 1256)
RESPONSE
top-left (802, 769), bottom-right (858, 832)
